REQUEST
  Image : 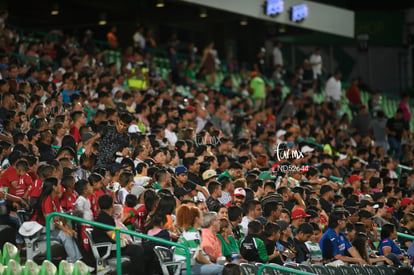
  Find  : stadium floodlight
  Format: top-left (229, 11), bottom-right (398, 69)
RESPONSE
top-left (199, 8), bottom-right (207, 18)
top-left (156, 0), bottom-right (165, 8)
top-left (98, 13), bottom-right (107, 26)
top-left (51, 3), bottom-right (59, 15)
top-left (240, 17), bottom-right (248, 26)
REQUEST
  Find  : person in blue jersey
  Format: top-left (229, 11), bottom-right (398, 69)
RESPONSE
top-left (378, 223), bottom-right (405, 266)
top-left (319, 210), bottom-right (366, 265)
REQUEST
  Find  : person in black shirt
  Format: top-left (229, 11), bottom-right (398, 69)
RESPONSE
top-left (319, 185), bottom-right (334, 215)
top-left (386, 108), bottom-right (409, 161)
top-left (92, 194), bottom-right (145, 274)
top-left (184, 157), bottom-right (204, 186)
top-left (261, 222), bottom-right (283, 264)
top-left (89, 113), bottom-right (132, 168)
top-left (293, 222), bottom-right (313, 264)
top-left (206, 181), bottom-right (222, 212)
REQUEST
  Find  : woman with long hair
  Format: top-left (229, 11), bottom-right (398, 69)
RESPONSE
top-left (352, 232), bottom-right (393, 265)
top-left (378, 223), bottom-right (405, 265)
top-left (174, 204), bottom-right (223, 275)
top-left (31, 177), bottom-right (82, 263)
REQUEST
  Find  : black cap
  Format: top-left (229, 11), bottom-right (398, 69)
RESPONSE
top-left (372, 192), bottom-right (385, 202)
top-left (184, 181), bottom-right (197, 192)
top-left (320, 185), bottom-right (334, 196)
top-left (359, 200), bottom-right (374, 209)
top-left (358, 209), bottom-right (373, 219)
top-left (320, 163), bottom-right (333, 171)
top-left (306, 209), bottom-right (318, 219)
top-left (174, 187), bottom-right (191, 199)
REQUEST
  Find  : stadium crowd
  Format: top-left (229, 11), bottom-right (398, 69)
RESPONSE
top-left (0, 10), bottom-right (413, 275)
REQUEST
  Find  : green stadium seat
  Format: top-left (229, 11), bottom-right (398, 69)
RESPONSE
top-left (72, 260), bottom-right (90, 275)
top-left (298, 264), bottom-right (315, 273)
top-left (22, 260), bottom-right (39, 275)
top-left (363, 265), bottom-right (381, 275)
top-left (57, 260), bottom-right (73, 275)
top-left (240, 263), bottom-right (258, 275)
top-left (4, 259), bottom-right (21, 275)
top-left (39, 260), bottom-right (57, 275)
top-left (1, 243), bottom-right (19, 266)
top-left (311, 264), bottom-right (331, 275)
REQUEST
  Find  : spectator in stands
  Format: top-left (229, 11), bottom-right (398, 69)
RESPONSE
top-left (398, 92), bottom-right (412, 122)
top-left (305, 222), bottom-right (323, 264)
top-left (32, 177), bottom-right (83, 263)
top-left (240, 200), bottom-right (262, 235)
top-left (325, 71), bottom-right (342, 112)
top-left (319, 211), bottom-right (366, 265)
top-left (174, 204), bottom-right (223, 275)
top-left (398, 212), bottom-right (414, 251)
top-left (293, 222), bottom-right (314, 264)
top-left (217, 218), bottom-right (241, 262)
top-left (378, 223), bottom-right (404, 263)
top-left (200, 211), bottom-right (223, 263)
top-left (92, 194), bottom-right (145, 273)
top-left (386, 108), bottom-right (409, 161)
top-left (352, 232), bottom-right (394, 265)
top-left (346, 78), bottom-right (362, 115)
top-left (309, 48), bottom-right (323, 93)
top-left (240, 220), bottom-right (279, 263)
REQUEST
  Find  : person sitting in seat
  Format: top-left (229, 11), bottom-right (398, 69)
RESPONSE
top-left (92, 194), bottom-right (145, 274)
top-left (31, 177), bottom-right (82, 263)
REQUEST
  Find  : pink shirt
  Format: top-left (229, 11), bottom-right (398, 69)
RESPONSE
top-left (201, 228), bottom-right (223, 260)
top-left (399, 101), bottom-right (411, 122)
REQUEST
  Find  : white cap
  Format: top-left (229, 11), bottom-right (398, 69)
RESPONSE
top-left (301, 145), bottom-right (314, 153)
top-left (339, 154), bottom-right (348, 160)
top-left (128, 124), bottom-right (141, 134)
top-left (276, 129), bottom-right (286, 139)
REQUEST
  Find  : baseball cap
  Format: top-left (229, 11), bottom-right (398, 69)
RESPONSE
top-left (276, 129), bottom-right (286, 139)
top-left (372, 192), bottom-right (385, 202)
top-left (359, 200), bottom-right (374, 209)
top-left (358, 209), bottom-right (373, 219)
top-left (233, 188), bottom-right (246, 197)
top-left (258, 171), bottom-right (276, 181)
top-left (175, 166), bottom-right (188, 175)
top-left (276, 220), bottom-right (290, 231)
top-left (401, 198), bottom-right (414, 208)
top-left (184, 181), bottom-right (196, 192)
top-left (301, 145), bottom-right (314, 154)
top-left (202, 169), bottom-right (217, 181)
top-left (320, 185), bottom-right (333, 196)
top-left (349, 174), bottom-right (363, 184)
top-left (174, 187), bottom-right (191, 199)
top-left (291, 208), bottom-right (311, 220)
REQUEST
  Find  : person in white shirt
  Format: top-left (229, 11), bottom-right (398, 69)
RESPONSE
top-left (132, 26), bottom-right (146, 50)
top-left (164, 119), bottom-right (178, 146)
top-left (240, 200), bottom-right (262, 236)
top-left (325, 72), bottom-right (342, 105)
top-left (309, 48), bottom-right (323, 92)
top-left (272, 42), bottom-right (283, 67)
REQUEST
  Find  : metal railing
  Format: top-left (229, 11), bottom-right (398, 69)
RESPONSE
top-left (45, 212), bottom-right (192, 275)
top-left (258, 264), bottom-right (316, 275)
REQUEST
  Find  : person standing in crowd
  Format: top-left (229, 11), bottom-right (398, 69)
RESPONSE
top-left (309, 48), bottom-right (323, 93)
top-left (386, 108), bottom-right (409, 161)
top-left (272, 42), bottom-right (283, 68)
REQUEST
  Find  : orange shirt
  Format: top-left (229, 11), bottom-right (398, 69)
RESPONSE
top-left (201, 228), bottom-right (223, 260)
top-left (107, 32), bottom-right (118, 48)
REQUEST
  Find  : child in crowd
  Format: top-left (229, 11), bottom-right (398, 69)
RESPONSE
top-left (88, 172), bottom-right (104, 219)
top-left (118, 171), bottom-right (135, 204)
top-left (122, 194), bottom-right (138, 231)
top-left (74, 179), bottom-right (94, 250)
top-left (276, 220), bottom-right (296, 264)
top-left (305, 222), bottom-right (323, 264)
top-left (60, 175), bottom-right (77, 213)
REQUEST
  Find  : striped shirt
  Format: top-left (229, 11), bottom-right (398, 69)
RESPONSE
top-left (174, 227), bottom-right (202, 262)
